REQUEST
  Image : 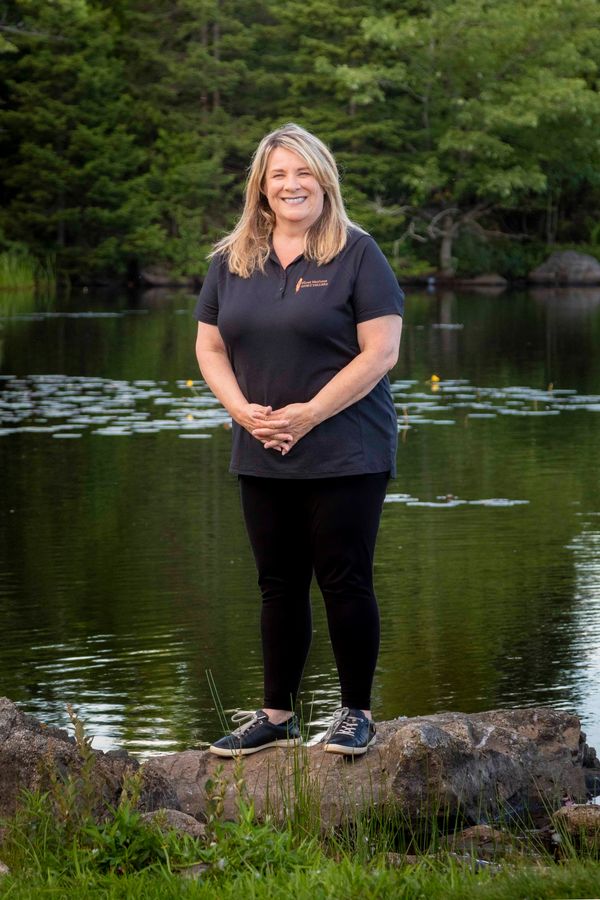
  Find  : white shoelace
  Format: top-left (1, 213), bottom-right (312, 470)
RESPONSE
top-left (323, 707), bottom-right (361, 742)
top-left (229, 709), bottom-right (263, 736)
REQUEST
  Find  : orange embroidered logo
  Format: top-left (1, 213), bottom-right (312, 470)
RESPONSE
top-left (295, 278), bottom-right (328, 293)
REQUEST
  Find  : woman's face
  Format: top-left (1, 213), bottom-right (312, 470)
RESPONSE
top-left (263, 147), bottom-right (325, 231)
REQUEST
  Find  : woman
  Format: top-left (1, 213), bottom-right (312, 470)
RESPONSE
top-left (194, 123), bottom-right (403, 757)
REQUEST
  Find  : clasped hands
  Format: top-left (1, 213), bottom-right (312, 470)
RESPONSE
top-left (237, 402), bottom-right (318, 456)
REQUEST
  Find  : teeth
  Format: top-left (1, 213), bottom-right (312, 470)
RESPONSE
top-left (283, 197), bottom-right (306, 204)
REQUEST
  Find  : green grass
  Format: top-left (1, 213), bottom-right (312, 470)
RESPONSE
top-left (2, 853), bottom-right (600, 899)
top-left (3, 777), bottom-right (599, 900)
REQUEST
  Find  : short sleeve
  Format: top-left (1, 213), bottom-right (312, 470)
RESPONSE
top-left (193, 256), bottom-right (221, 324)
top-left (351, 236), bottom-right (405, 323)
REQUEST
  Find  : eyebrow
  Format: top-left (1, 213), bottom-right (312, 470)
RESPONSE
top-left (268, 166), bottom-right (312, 175)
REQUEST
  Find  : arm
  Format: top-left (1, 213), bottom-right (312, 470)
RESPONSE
top-left (253, 314), bottom-right (403, 454)
top-left (195, 323), bottom-right (291, 442)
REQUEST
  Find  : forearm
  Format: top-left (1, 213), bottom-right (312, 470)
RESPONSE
top-left (196, 347), bottom-right (247, 421)
top-left (308, 349), bottom-right (396, 426)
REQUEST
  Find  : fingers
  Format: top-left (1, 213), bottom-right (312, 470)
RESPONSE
top-left (251, 423), bottom-right (290, 437)
top-left (257, 431), bottom-right (293, 443)
top-left (264, 439), bottom-right (293, 455)
top-left (263, 436), bottom-right (293, 448)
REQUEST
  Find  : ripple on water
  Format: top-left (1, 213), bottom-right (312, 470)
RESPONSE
top-left (384, 494), bottom-right (529, 508)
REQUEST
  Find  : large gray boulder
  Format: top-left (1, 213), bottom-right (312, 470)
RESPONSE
top-left (142, 708), bottom-right (598, 827)
top-left (529, 251), bottom-right (600, 285)
top-left (2, 698), bottom-right (598, 830)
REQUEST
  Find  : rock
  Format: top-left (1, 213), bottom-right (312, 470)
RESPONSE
top-left (0, 697), bottom-right (138, 820)
top-left (140, 809), bottom-right (206, 840)
top-left (552, 803), bottom-right (600, 852)
top-left (138, 768), bottom-right (182, 814)
top-left (529, 251), bottom-right (600, 285)
top-left (446, 851), bottom-right (503, 874)
top-left (1, 698), bottom-right (591, 832)
top-left (440, 824), bottom-right (531, 861)
top-left (142, 708), bottom-right (588, 827)
top-left (179, 862), bottom-right (210, 880)
top-left (385, 852), bottom-right (419, 867)
top-left (0, 860), bottom-right (9, 878)
top-left (579, 732), bottom-right (600, 797)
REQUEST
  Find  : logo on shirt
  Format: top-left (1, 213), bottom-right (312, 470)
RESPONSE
top-left (295, 277), bottom-right (329, 293)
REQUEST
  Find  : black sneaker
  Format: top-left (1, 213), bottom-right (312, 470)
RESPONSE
top-left (209, 709), bottom-right (301, 757)
top-left (322, 707), bottom-right (376, 756)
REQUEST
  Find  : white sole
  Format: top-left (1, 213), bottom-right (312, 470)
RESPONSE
top-left (209, 737), bottom-right (302, 757)
top-left (324, 735), bottom-right (376, 756)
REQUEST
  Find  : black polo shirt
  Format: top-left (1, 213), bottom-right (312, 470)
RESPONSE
top-left (194, 227), bottom-right (404, 479)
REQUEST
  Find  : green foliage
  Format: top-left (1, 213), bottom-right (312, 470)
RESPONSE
top-left (452, 232), bottom-right (549, 279)
top-left (1, 0), bottom-right (600, 280)
top-left (81, 802), bottom-right (199, 875)
top-left (3, 785), bottom-right (202, 879)
top-left (327, 0), bottom-right (600, 272)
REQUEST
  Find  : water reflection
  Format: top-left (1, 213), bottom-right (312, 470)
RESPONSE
top-left (566, 522), bottom-right (600, 748)
top-left (1, 287), bottom-right (600, 756)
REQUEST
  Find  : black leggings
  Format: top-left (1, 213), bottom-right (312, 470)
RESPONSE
top-left (239, 472), bottom-right (389, 711)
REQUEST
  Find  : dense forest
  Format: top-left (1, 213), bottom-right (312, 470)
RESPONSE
top-left (1, 0), bottom-right (599, 283)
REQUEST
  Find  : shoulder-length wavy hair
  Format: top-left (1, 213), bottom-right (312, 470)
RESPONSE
top-left (212, 123), bottom-right (360, 277)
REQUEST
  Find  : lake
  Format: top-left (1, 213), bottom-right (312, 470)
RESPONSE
top-left (1, 284), bottom-right (599, 758)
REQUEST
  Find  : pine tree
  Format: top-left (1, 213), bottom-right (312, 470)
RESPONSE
top-left (0, 1), bottom-right (153, 279)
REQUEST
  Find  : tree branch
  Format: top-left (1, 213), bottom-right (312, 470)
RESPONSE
top-left (0, 23), bottom-right (65, 41)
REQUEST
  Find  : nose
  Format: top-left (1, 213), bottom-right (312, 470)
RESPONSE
top-left (283, 172), bottom-right (301, 192)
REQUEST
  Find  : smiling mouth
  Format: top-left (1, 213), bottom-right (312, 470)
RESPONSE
top-left (282, 197), bottom-right (307, 204)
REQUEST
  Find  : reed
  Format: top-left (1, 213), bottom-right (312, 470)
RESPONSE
top-left (0, 251), bottom-right (57, 315)
top-left (0, 250), bottom-right (36, 290)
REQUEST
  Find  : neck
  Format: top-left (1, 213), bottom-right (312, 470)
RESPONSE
top-left (272, 220), bottom-right (310, 242)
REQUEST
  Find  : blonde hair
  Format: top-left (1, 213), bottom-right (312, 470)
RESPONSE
top-left (212, 123), bottom-right (359, 277)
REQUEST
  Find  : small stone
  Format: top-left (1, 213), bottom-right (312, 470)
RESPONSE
top-left (447, 852), bottom-right (502, 874)
top-left (552, 804), bottom-right (600, 853)
top-left (385, 852), bottom-right (419, 867)
top-left (178, 862), bottom-right (210, 880)
top-left (441, 824), bottom-right (515, 860)
top-left (553, 804), bottom-right (600, 835)
top-left (0, 861), bottom-right (10, 877)
top-left (141, 808), bottom-right (206, 840)
top-left (552, 803), bottom-right (600, 847)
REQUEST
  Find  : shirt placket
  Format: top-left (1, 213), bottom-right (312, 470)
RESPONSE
top-left (269, 251), bottom-right (305, 298)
